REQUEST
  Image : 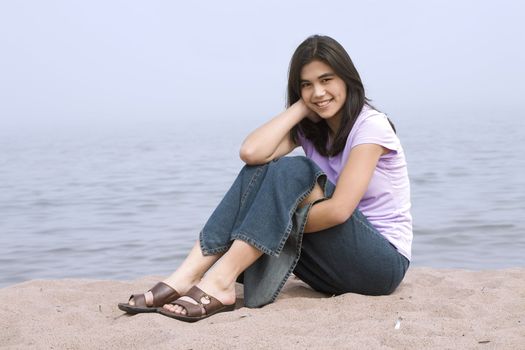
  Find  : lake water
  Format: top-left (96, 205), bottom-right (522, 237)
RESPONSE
top-left (1, 113), bottom-right (524, 288)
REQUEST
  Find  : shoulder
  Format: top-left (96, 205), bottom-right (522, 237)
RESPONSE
top-left (348, 105), bottom-right (400, 152)
top-left (353, 105), bottom-right (391, 131)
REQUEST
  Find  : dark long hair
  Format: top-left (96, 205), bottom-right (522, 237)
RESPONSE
top-left (288, 35), bottom-right (393, 156)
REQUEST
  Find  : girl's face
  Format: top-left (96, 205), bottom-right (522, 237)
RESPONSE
top-left (300, 60), bottom-right (347, 125)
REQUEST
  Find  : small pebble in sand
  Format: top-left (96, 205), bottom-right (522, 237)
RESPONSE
top-left (395, 317), bottom-right (402, 330)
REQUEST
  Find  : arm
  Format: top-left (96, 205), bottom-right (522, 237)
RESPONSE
top-left (303, 143), bottom-right (386, 233)
top-left (239, 100), bottom-right (310, 165)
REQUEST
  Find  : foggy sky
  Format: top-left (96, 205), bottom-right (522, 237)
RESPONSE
top-left (1, 0), bottom-right (524, 130)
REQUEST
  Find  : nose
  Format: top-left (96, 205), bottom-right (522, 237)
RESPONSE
top-left (313, 84), bottom-right (326, 98)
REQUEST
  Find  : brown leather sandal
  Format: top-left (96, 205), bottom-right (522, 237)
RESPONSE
top-left (118, 282), bottom-right (180, 314)
top-left (158, 285), bottom-right (235, 322)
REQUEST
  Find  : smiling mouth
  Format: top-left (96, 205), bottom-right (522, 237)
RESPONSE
top-left (314, 99), bottom-right (333, 109)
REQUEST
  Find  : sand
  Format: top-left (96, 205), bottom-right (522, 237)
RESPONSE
top-left (1, 268), bottom-right (524, 349)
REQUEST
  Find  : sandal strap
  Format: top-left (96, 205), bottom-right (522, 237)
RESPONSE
top-left (129, 293), bottom-right (147, 307)
top-left (149, 282), bottom-right (180, 307)
top-left (128, 282), bottom-right (180, 308)
top-left (171, 298), bottom-right (206, 316)
top-left (168, 286), bottom-right (226, 317)
top-left (183, 286), bottom-right (224, 316)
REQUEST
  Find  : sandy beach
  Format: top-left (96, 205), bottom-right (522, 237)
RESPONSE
top-left (1, 268), bottom-right (524, 349)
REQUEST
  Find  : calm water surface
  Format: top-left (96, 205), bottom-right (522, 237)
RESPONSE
top-left (1, 114), bottom-right (524, 287)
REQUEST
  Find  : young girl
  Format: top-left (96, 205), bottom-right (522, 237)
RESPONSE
top-left (119, 35), bottom-right (412, 322)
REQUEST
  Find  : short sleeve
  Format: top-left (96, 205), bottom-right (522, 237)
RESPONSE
top-left (350, 113), bottom-right (399, 153)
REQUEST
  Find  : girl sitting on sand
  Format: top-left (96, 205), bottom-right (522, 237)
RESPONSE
top-left (119, 34), bottom-right (412, 322)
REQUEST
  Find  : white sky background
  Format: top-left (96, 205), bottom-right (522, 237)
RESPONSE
top-left (0, 0), bottom-right (524, 131)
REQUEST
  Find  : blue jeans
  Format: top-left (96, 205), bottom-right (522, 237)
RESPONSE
top-left (199, 156), bottom-right (409, 308)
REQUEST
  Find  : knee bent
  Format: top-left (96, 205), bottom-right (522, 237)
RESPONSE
top-left (271, 156), bottom-right (317, 173)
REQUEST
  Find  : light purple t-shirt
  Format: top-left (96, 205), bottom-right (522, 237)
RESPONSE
top-left (298, 105), bottom-right (413, 260)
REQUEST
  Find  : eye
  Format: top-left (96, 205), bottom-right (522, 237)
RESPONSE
top-left (300, 82), bottom-right (311, 89)
top-left (321, 78), bottom-right (332, 83)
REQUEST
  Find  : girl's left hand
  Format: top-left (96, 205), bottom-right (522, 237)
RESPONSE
top-left (306, 112), bottom-right (322, 123)
top-left (297, 99), bottom-right (322, 123)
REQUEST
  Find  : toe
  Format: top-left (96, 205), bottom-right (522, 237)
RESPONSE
top-left (174, 305), bottom-right (186, 315)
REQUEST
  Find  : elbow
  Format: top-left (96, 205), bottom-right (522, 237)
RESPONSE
top-left (327, 197), bottom-right (357, 225)
top-left (239, 146), bottom-right (266, 165)
top-left (332, 206), bottom-right (353, 225)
